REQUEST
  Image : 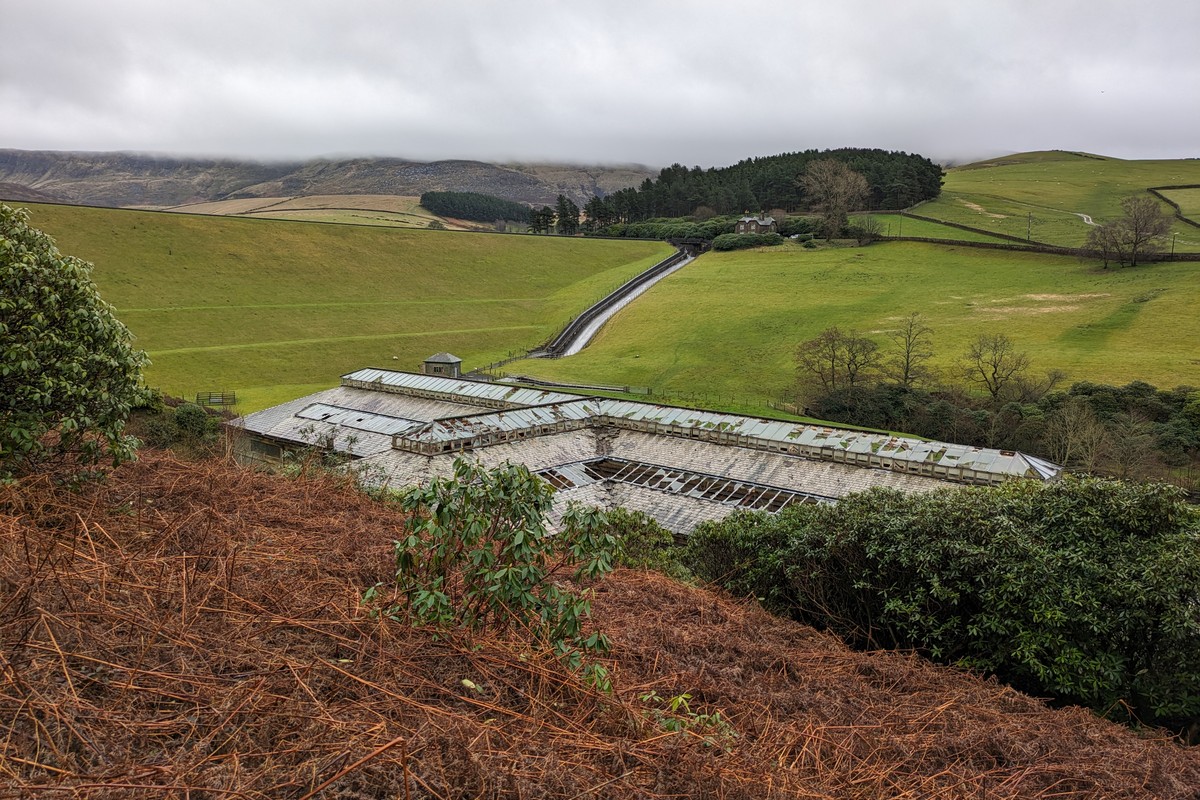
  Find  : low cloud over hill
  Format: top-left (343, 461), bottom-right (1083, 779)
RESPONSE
top-left (0, 149), bottom-right (655, 209)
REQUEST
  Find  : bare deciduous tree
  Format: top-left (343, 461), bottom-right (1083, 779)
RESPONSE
top-left (884, 312), bottom-right (934, 388)
top-left (843, 335), bottom-right (879, 387)
top-left (1084, 195), bottom-right (1172, 267)
top-left (796, 326), bottom-right (879, 395)
top-left (1044, 396), bottom-right (1109, 471)
top-left (848, 215), bottom-right (884, 245)
top-left (1118, 195), bottom-right (1173, 266)
top-left (1084, 222), bottom-right (1124, 268)
top-left (1107, 412), bottom-right (1157, 479)
top-left (1014, 368), bottom-right (1068, 403)
top-left (799, 160), bottom-right (869, 240)
top-left (961, 333), bottom-right (1031, 401)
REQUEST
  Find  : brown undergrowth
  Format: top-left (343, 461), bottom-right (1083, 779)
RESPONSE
top-left (2, 451), bottom-right (1198, 798)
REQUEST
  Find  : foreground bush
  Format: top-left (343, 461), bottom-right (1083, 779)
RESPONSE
top-left (367, 459), bottom-right (617, 686)
top-left (684, 477), bottom-right (1200, 737)
top-left (1, 205), bottom-right (146, 480)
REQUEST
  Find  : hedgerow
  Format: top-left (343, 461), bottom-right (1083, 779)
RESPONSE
top-left (711, 232), bottom-right (784, 251)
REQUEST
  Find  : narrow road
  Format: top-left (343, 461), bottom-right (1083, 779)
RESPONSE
top-left (1075, 212), bottom-right (1096, 226)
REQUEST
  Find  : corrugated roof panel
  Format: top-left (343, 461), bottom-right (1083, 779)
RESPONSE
top-left (342, 368), bottom-right (579, 407)
top-left (246, 369), bottom-right (1061, 491)
top-left (296, 403), bottom-right (422, 436)
top-left (382, 394), bottom-right (1061, 481)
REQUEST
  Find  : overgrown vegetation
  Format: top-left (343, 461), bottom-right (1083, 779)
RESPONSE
top-left (365, 459), bottom-right (618, 688)
top-left (1, 205), bottom-right (146, 481)
top-left (683, 477), bottom-right (1200, 739)
top-left (8, 451), bottom-right (1198, 797)
top-left (419, 190), bottom-right (531, 223)
top-left (131, 393), bottom-right (226, 457)
top-left (604, 506), bottom-right (687, 578)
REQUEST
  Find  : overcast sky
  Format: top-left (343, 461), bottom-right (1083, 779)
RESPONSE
top-left (2, 0), bottom-right (1197, 168)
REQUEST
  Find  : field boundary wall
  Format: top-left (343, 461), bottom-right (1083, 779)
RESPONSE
top-left (1147, 185), bottom-right (1200, 231)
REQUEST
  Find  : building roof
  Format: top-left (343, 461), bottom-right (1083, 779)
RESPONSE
top-left (342, 367), bottom-right (578, 408)
top-left (423, 352), bottom-right (462, 363)
top-left (232, 384), bottom-right (485, 457)
top-left (235, 369), bottom-right (1062, 533)
top-left (388, 394), bottom-right (1059, 483)
top-left (739, 215), bottom-right (775, 224)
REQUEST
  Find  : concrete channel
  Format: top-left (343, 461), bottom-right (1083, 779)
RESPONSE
top-left (532, 248), bottom-right (695, 358)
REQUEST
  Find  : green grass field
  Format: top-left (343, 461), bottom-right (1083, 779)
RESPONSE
top-left (917, 151), bottom-right (1200, 248)
top-left (17, 203), bottom-right (673, 411)
top-left (165, 195), bottom-right (484, 230)
top-left (506, 240), bottom-right (1200, 414)
top-left (866, 213), bottom-right (1014, 243)
top-left (1159, 187), bottom-right (1200, 221)
top-left (12, 151), bottom-right (1200, 420)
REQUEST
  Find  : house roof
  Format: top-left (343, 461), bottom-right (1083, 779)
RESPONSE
top-left (739, 215), bottom-right (775, 224)
top-left (423, 352), bottom-right (462, 363)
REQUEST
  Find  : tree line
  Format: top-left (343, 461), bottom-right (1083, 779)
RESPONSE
top-left (586, 212), bottom-right (822, 242)
top-left (527, 195), bottom-right (581, 235)
top-left (580, 148), bottom-right (944, 226)
top-left (794, 315), bottom-right (1200, 488)
top-left (419, 191), bottom-right (531, 224)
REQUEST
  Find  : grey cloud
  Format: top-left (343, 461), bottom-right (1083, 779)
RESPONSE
top-left (1, 0), bottom-right (1197, 166)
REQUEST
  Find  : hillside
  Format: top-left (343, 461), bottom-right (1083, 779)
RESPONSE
top-left (14, 202), bottom-right (674, 411)
top-left (3, 450), bottom-right (1197, 798)
top-left (918, 150), bottom-right (1200, 247)
top-left (167, 195), bottom-right (487, 230)
top-left (507, 240), bottom-right (1200, 410)
top-left (0, 149), bottom-right (656, 209)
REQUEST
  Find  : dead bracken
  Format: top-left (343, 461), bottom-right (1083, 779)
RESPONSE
top-left (2, 450), bottom-right (1198, 798)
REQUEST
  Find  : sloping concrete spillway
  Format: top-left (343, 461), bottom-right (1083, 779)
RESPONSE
top-left (534, 249), bottom-right (694, 358)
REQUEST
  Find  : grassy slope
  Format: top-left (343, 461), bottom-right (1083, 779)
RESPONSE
top-left (508, 240), bottom-right (1200, 414)
top-left (19, 203), bottom-right (672, 411)
top-left (918, 151), bottom-right (1200, 248)
top-left (866, 213), bottom-right (1015, 242)
top-left (165, 194), bottom-right (482, 230)
top-left (1160, 187), bottom-right (1200, 219)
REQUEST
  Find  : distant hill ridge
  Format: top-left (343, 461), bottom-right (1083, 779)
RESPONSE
top-left (0, 149), bottom-right (657, 209)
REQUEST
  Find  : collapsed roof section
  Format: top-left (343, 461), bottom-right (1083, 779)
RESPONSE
top-left (235, 368), bottom-right (1061, 533)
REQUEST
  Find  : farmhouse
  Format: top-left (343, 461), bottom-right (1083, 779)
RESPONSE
top-left (234, 368), bottom-right (1059, 533)
top-left (736, 214), bottom-right (776, 234)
